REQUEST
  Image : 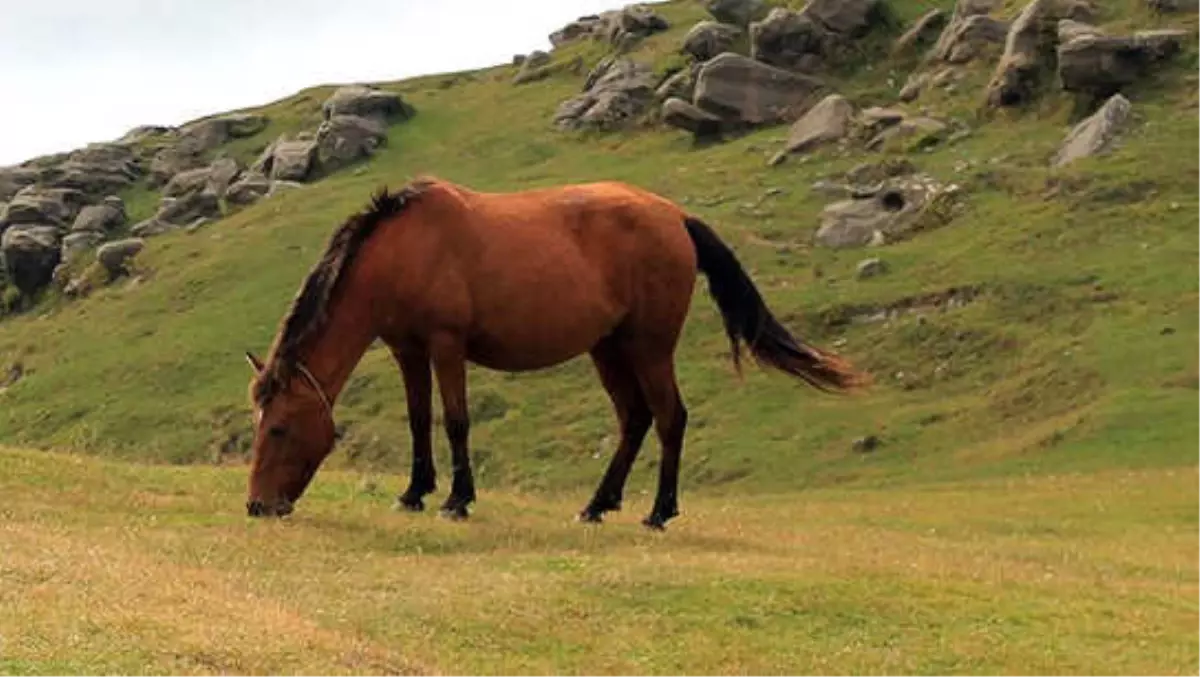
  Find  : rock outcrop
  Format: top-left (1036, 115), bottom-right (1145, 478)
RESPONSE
top-left (1, 186), bottom-right (88, 229)
top-left (892, 9), bottom-right (948, 57)
top-left (148, 113), bottom-right (268, 186)
top-left (71, 197), bottom-right (126, 233)
top-left (705, 0), bottom-right (768, 27)
top-left (554, 58), bottom-right (658, 131)
top-left (694, 53), bottom-right (825, 126)
top-left (985, 0), bottom-right (1095, 107)
top-left (322, 85), bottom-right (415, 124)
top-left (1, 225), bottom-right (61, 295)
top-left (750, 0), bottom-right (888, 73)
top-left (683, 22), bottom-right (743, 62)
top-left (315, 115), bottom-right (387, 174)
top-left (1058, 28), bottom-right (1188, 98)
top-left (97, 239), bottom-right (145, 278)
top-left (929, 0), bottom-right (1009, 64)
top-left (769, 94), bottom-right (856, 164)
top-left (1052, 93), bottom-right (1132, 166)
top-left (549, 6), bottom-right (669, 48)
top-left (815, 170), bottom-right (963, 248)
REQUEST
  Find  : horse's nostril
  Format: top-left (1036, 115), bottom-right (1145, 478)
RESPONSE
top-left (247, 500), bottom-right (266, 517)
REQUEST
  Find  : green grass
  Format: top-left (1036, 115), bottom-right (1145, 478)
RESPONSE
top-left (0, 447), bottom-right (1194, 675)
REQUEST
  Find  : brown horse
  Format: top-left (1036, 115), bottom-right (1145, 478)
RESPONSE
top-left (244, 177), bottom-right (866, 528)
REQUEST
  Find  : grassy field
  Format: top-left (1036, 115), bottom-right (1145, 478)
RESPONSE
top-left (0, 0), bottom-right (1196, 672)
top-left (1, 447), bottom-right (1195, 674)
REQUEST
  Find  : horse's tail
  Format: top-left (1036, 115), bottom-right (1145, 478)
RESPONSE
top-left (683, 216), bottom-right (869, 393)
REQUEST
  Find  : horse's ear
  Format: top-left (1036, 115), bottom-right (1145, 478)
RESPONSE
top-left (245, 352), bottom-right (264, 374)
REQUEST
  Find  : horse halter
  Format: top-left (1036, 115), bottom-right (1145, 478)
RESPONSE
top-left (294, 362), bottom-right (333, 418)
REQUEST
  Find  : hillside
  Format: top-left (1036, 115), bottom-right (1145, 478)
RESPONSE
top-left (0, 0), bottom-right (1196, 491)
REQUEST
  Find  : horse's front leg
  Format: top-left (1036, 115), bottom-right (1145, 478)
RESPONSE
top-left (430, 334), bottom-right (476, 520)
top-left (393, 346), bottom-right (437, 511)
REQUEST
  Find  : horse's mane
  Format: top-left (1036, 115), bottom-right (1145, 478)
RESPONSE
top-left (251, 178), bottom-right (433, 406)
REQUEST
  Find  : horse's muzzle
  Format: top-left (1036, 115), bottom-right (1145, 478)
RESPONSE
top-left (246, 498), bottom-right (294, 518)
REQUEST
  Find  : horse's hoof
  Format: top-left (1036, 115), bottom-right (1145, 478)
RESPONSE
top-left (576, 510), bottom-right (604, 524)
top-left (394, 496), bottom-right (425, 512)
top-left (439, 505), bottom-right (470, 521)
top-left (641, 516), bottom-right (667, 531)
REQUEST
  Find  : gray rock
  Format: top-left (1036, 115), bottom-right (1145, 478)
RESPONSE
top-left (2, 186), bottom-right (88, 228)
top-left (148, 113), bottom-right (268, 187)
top-left (162, 167), bottom-right (212, 198)
top-left (750, 0), bottom-right (885, 72)
top-left (1, 224), bottom-right (61, 295)
top-left (777, 93), bottom-right (855, 159)
top-left (705, 0), bottom-right (768, 27)
top-left (0, 166), bottom-right (40, 201)
top-left (899, 72), bottom-right (931, 101)
top-left (97, 238), bottom-right (145, 277)
top-left (1057, 18), bottom-right (1102, 43)
top-left (156, 191), bottom-right (221, 226)
top-left (656, 67), bottom-right (698, 101)
top-left (130, 218), bottom-right (175, 238)
top-left (856, 257), bottom-right (889, 279)
top-left (985, 0), bottom-right (1096, 107)
top-left (865, 116), bottom-right (949, 152)
top-left (323, 85), bottom-right (414, 124)
top-left (513, 51), bottom-right (554, 84)
top-left (71, 197), bottom-right (126, 233)
top-left (661, 98), bottom-right (726, 137)
top-left (41, 143), bottom-right (141, 195)
top-left (816, 174), bottom-right (959, 248)
top-left (549, 14), bottom-right (606, 46)
top-left (62, 231), bottom-right (103, 264)
top-left (892, 9), bottom-right (948, 56)
top-left (206, 157), bottom-right (242, 197)
top-left (1052, 93), bottom-right (1132, 167)
top-left (554, 58), bottom-right (658, 131)
top-left (315, 115), bottom-right (386, 174)
top-left (929, 0), bottom-right (1008, 64)
top-left (1058, 29), bottom-right (1187, 97)
top-left (269, 138), bottom-right (318, 182)
top-left (683, 21), bottom-right (743, 62)
top-left (693, 53), bottom-right (825, 127)
top-left (115, 125), bottom-right (172, 144)
top-left (224, 174), bottom-right (273, 206)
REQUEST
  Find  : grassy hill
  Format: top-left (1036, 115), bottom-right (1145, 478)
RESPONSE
top-left (0, 0), bottom-right (1194, 489)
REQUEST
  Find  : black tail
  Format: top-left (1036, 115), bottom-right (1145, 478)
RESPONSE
top-left (684, 217), bottom-right (868, 393)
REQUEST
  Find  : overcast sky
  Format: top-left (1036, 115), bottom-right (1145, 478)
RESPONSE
top-left (0, 0), bottom-right (633, 166)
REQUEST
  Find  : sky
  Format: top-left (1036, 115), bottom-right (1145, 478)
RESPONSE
top-left (0, 0), bottom-right (634, 166)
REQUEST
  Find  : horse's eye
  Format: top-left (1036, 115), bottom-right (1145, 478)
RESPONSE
top-left (268, 425), bottom-right (286, 439)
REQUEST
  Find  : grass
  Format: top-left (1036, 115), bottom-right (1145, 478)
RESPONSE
top-left (0, 447), bottom-right (1195, 675)
top-left (0, 0), bottom-right (1196, 672)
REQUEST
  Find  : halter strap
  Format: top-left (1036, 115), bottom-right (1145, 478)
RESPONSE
top-left (294, 362), bottom-right (333, 417)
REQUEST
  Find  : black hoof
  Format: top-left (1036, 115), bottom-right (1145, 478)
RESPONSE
top-left (395, 495), bottom-right (426, 512)
top-left (439, 502), bottom-right (470, 521)
top-left (641, 516), bottom-right (668, 531)
top-left (576, 509), bottom-right (604, 524)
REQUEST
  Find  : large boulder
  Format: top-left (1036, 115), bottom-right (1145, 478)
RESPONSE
top-left (656, 66), bottom-right (700, 101)
top-left (0, 166), bottom-right (40, 202)
top-left (62, 231), bottom-right (104, 264)
top-left (1, 225), bottom-right (61, 295)
top-left (162, 167), bottom-right (212, 198)
top-left (2, 186), bottom-right (88, 228)
top-left (750, 0), bottom-right (886, 72)
top-left (1052, 93), bottom-right (1132, 167)
top-left (322, 85), bottom-right (414, 124)
top-left (705, 0), bottom-right (768, 27)
top-left (683, 22), bottom-right (743, 62)
top-left (554, 58), bottom-right (658, 131)
top-left (693, 53), bottom-right (825, 126)
top-left (206, 157), bottom-right (242, 196)
top-left (316, 115), bottom-right (387, 175)
top-left (255, 137), bottom-right (319, 182)
top-left (1058, 29), bottom-right (1188, 98)
top-left (929, 0), bottom-right (1008, 63)
top-left (71, 196), bottom-right (126, 233)
top-left (984, 0), bottom-right (1096, 107)
top-left (770, 94), bottom-right (855, 164)
top-left (549, 6), bottom-right (669, 47)
top-left (163, 157), bottom-right (243, 199)
top-left (224, 174), bottom-right (273, 206)
top-left (97, 238), bottom-right (145, 278)
top-left (41, 143), bottom-right (142, 195)
top-left (661, 98), bottom-right (726, 138)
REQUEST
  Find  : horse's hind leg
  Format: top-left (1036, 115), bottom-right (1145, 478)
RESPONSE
top-left (392, 346), bottom-right (437, 511)
top-left (579, 337), bottom-right (652, 523)
top-left (430, 333), bottom-right (476, 520)
top-left (631, 351), bottom-right (688, 530)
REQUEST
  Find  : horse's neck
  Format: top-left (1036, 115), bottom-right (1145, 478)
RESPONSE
top-left (297, 293), bottom-right (377, 404)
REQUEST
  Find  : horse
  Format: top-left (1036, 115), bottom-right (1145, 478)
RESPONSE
top-left (244, 176), bottom-right (867, 529)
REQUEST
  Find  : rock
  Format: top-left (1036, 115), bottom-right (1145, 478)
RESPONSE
top-left (656, 67), bottom-right (699, 101)
top-left (323, 85), bottom-right (415, 124)
top-left (852, 435), bottom-right (880, 452)
top-left (892, 9), bottom-right (948, 56)
top-left (150, 114), bottom-right (267, 188)
top-left (97, 238), bottom-right (144, 277)
top-left (0, 166), bottom-right (40, 201)
top-left (985, 0), bottom-right (1096, 107)
top-left (206, 157), bottom-right (242, 196)
top-left (693, 53), bottom-right (825, 127)
top-left (549, 6), bottom-right (668, 48)
top-left (163, 167), bottom-right (211, 198)
top-left (554, 58), bottom-right (658, 131)
top-left (2, 186), bottom-right (88, 228)
top-left (930, 0), bottom-right (1009, 64)
top-left (705, 0), bottom-right (768, 27)
top-left (1052, 93), bottom-right (1132, 167)
top-left (269, 138), bottom-right (318, 182)
top-left (865, 116), bottom-right (949, 152)
top-left (661, 98), bottom-right (726, 138)
top-left (550, 14), bottom-right (605, 46)
top-left (899, 72), bottom-right (931, 101)
top-left (71, 197), bottom-right (126, 233)
top-left (62, 231), bottom-right (103, 264)
top-left (1057, 18), bottom-right (1102, 43)
top-left (1058, 29), bottom-right (1188, 98)
top-left (775, 94), bottom-right (855, 161)
top-left (130, 219), bottom-right (174, 238)
top-left (856, 258), bottom-right (889, 279)
top-left (315, 115), bottom-right (386, 175)
top-left (513, 51), bottom-right (554, 84)
top-left (115, 125), bottom-right (172, 144)
top-left (1, 224), bottom-right (61, 295)
top-left (816, 173), bottom-right (960, 248)
top-left (42, 143), bottom-right (142, 195)
top-left (683, 21), bottom-right (742, 62)
top-left (224, 174), bottom-right (273, 206)
top-left (156, 191), bottom-right (221, 227)
top-left (750, 0), bottom-right (886, 72)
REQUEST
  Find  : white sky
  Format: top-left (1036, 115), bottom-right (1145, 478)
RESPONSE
top-left (0, 0), bottom-right (633, 166)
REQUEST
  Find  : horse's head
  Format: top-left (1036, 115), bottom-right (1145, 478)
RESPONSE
top-left (244, 352), bottom-right (336, 518)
